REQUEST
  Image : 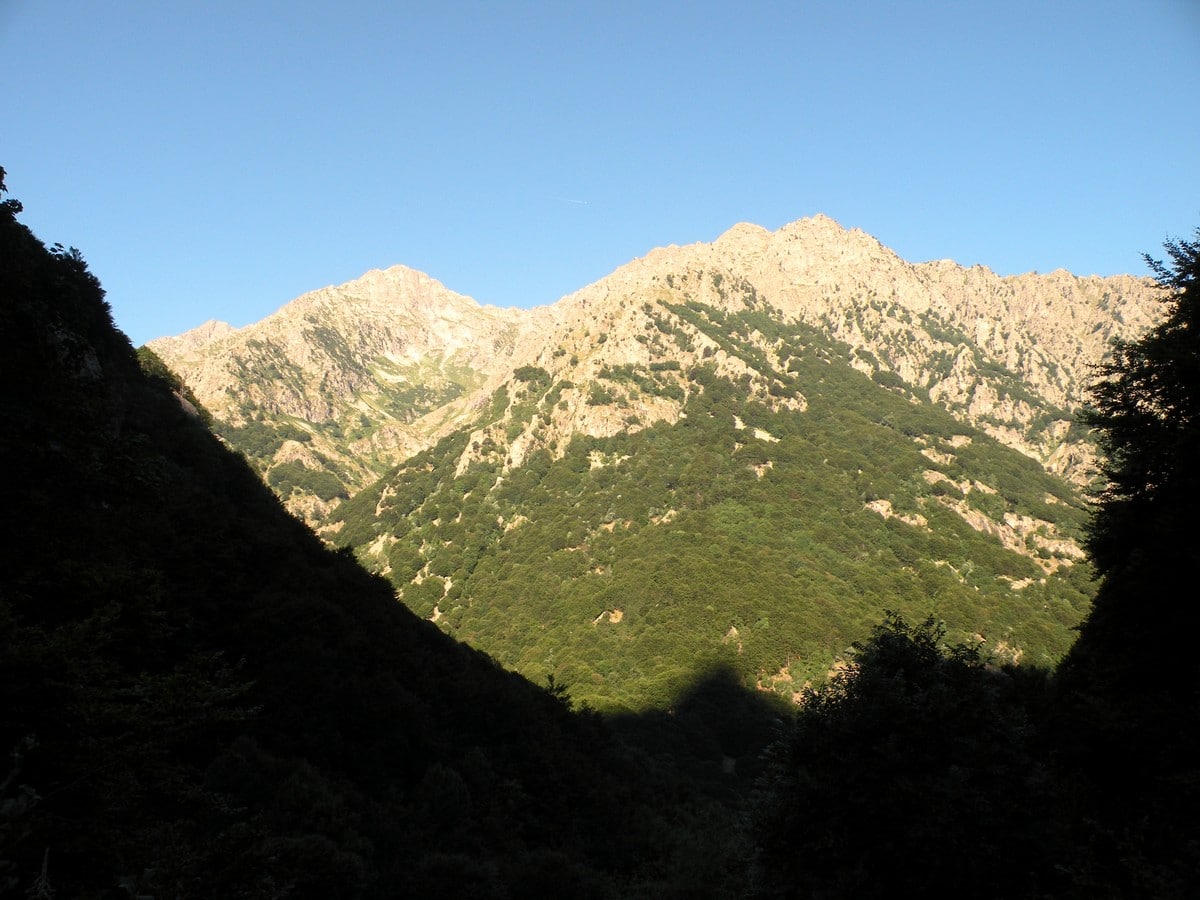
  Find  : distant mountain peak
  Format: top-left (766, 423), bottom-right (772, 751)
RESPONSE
top-left (783, 211), bottom-right (847, 230)
top-left (715, 220), bottom-right (773, 244)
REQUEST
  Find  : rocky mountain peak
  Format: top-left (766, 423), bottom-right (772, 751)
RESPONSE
top-left (713, 220), bottom-right (773, 250)
top-left (151, 318), bottom-right (236, 356)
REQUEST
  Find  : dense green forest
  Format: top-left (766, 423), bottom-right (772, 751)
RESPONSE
top-left (329, 293), bottom-right (1094, 713)
top-left (2, 168), bottom-right (1195, 896)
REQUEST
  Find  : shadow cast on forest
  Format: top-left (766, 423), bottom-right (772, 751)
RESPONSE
top-left (603, 663), bottom-right (790, 797)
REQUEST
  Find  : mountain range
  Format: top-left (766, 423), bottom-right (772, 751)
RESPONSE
top-left (151, 216), bottom-right (1157, 503)
top-left (148, 216), bottom-right (1159, 712)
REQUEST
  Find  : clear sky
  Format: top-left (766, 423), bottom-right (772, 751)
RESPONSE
top-left (3, 1), bottom-right (1198, 346)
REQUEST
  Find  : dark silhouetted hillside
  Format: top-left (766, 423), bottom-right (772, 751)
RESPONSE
top-left (0, 169), bottom-right (739, 898)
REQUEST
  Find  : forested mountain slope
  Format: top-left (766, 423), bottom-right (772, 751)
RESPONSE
top-left (143, 216), bottom-right (1159, 714)
top-left (328, 312), bottom-right (1097, 712)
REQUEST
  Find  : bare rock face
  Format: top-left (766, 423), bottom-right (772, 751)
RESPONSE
top-left (152, 266), bottom-right (535, 424)
top-left (151, 318), bottom-right (236, 354)
top-left (569, 215), bottom-right (1157, 482)
top-left (149, 267), bottom-right (548, 515)
top-left (150, 217), bottom-right (1160, 519)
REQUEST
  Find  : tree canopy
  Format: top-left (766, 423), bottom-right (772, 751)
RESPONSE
top-left (1047, 229), bottom-right (1200, 892)
top-left (1062, 228), bottom-right (1200, 701)
top-left (1084, 230), bottom-right (1200, 577)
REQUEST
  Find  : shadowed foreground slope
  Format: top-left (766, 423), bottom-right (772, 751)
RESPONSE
top-left (0, 172), bottom-right (740, 898)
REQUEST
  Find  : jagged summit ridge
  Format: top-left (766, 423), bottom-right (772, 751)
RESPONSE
top-left (150, 216), bottom-right (1160, 522)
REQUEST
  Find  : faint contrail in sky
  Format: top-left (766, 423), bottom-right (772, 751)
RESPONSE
top-left (546, 195), bottom-right (590, 206)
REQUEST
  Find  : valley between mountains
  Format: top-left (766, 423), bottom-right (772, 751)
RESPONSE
top-left (149, 215), bottom-right (1160, 712)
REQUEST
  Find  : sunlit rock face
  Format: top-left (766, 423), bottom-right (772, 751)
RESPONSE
top-left (151, 215), bottom-right (1159, 521)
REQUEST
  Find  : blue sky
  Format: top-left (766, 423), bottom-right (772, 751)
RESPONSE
top-left (3, 1), bottom-right (1198, 346)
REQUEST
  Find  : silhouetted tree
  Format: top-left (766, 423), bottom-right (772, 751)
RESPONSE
top-left (748, 614), bottom-right (1048, 899)
top-left (1050, 230), bottom-right (1200, 896)
top-left (1084, 230), bottom-right (1200, 578)
top-left (1061, 228), bottom-right (1200, 722)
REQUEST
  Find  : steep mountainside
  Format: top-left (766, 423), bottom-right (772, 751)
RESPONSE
top-left (618, 217), bottom-right (1156, 477)
top-left (142, 217), bottom-right (1161, 710)
top-left (144, 217), bottom-right (1161, 714)
top-left (151, 216), bottom-right (1158, 524)
top-left (327, 315), bottom-right (1097, 712)
top-left (150, 267), bottom-right (545, 519)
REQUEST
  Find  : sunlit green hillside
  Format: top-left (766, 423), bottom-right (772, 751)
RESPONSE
top-left (329, 311), bottom-right (1094, 712)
